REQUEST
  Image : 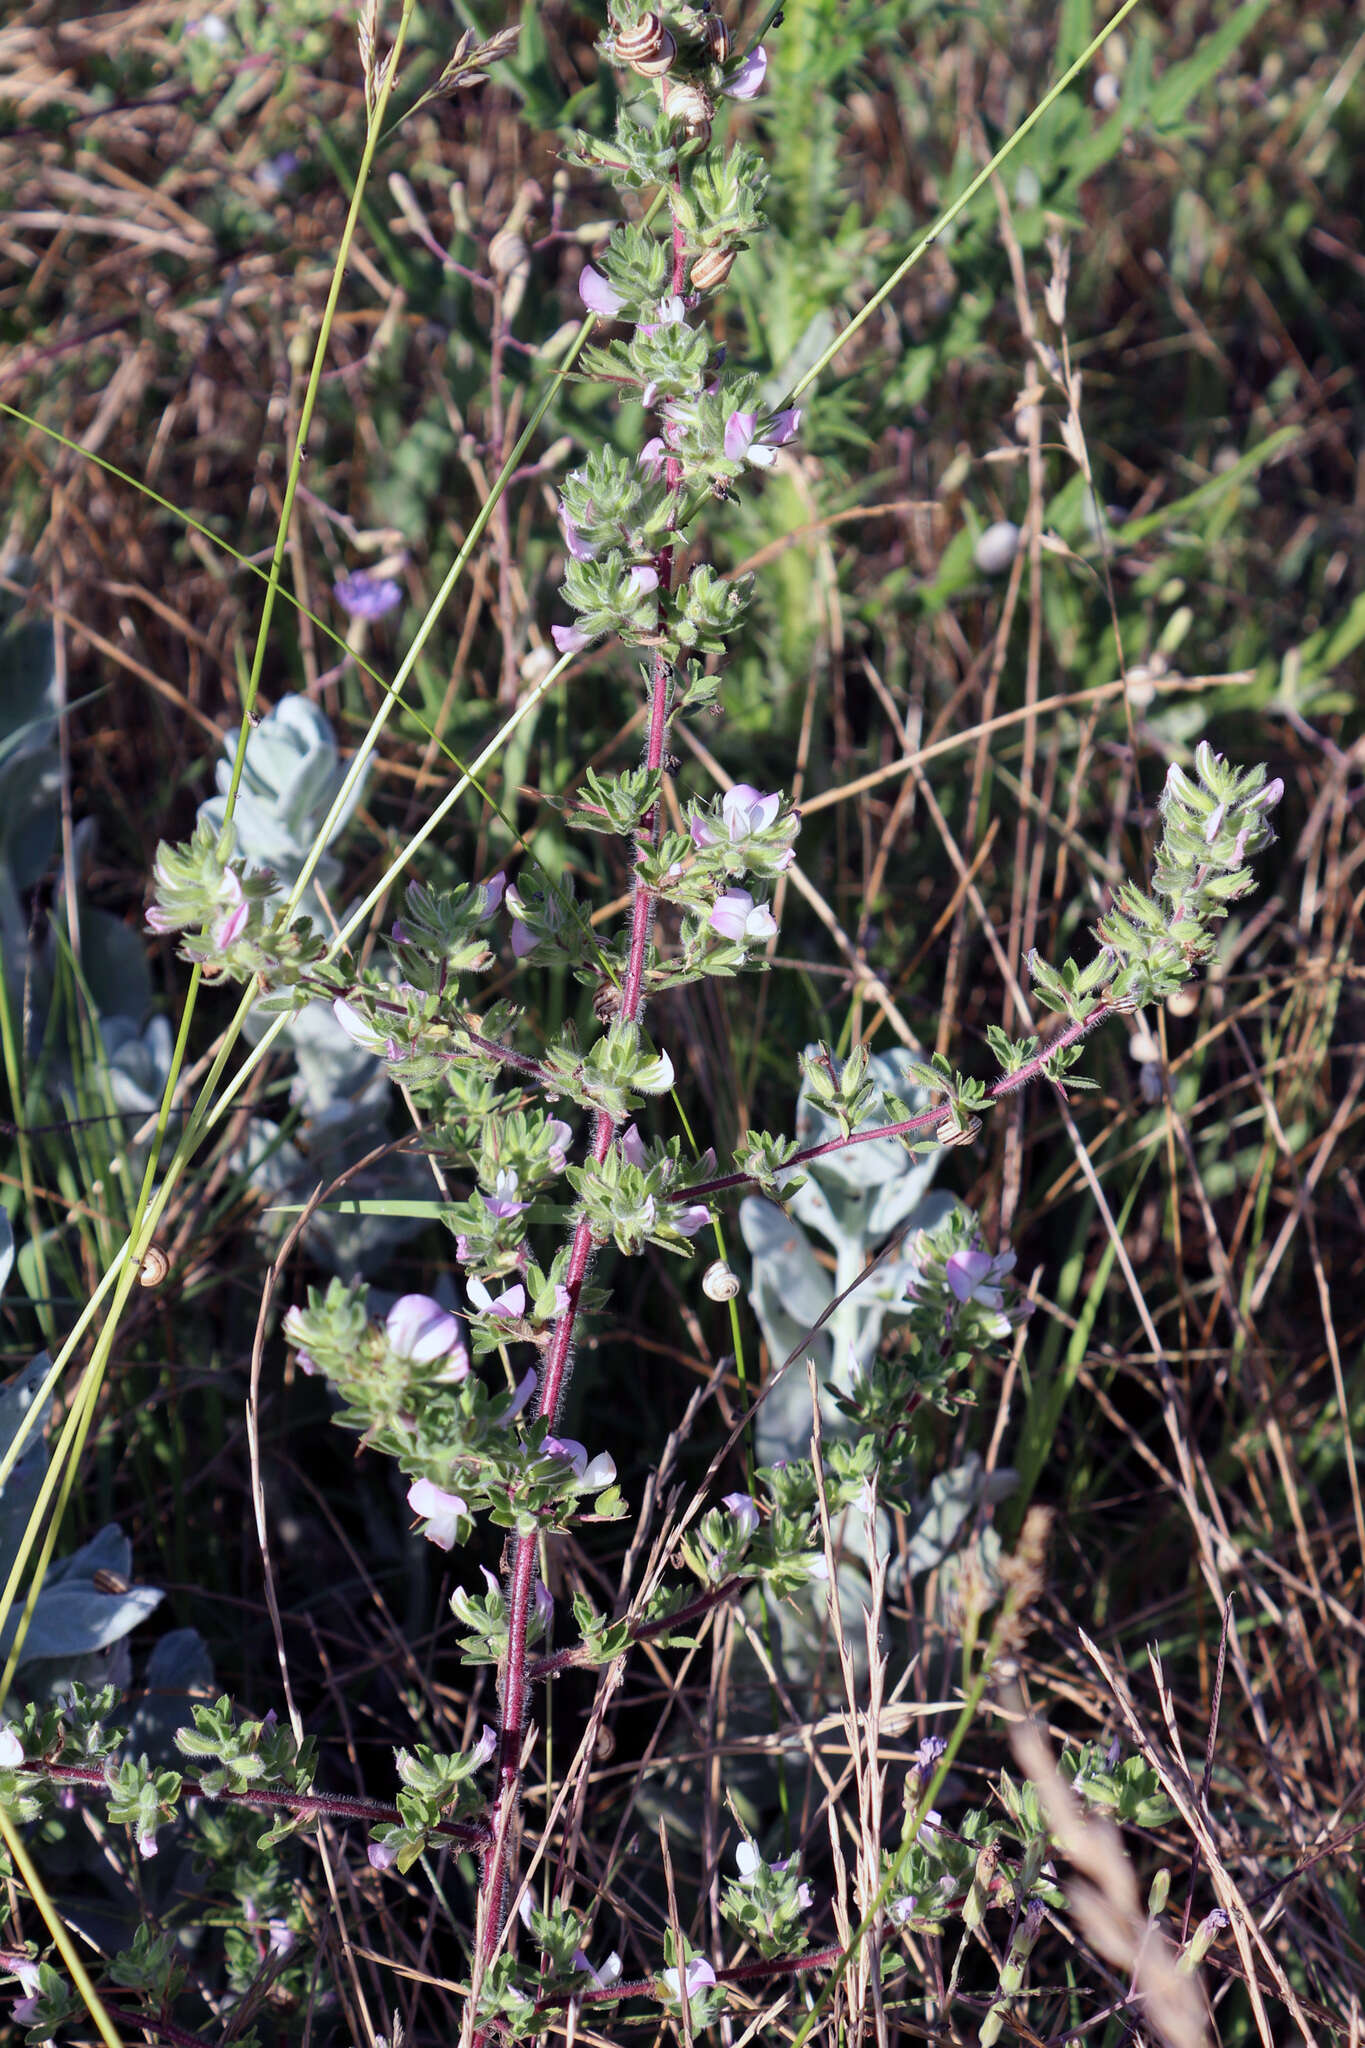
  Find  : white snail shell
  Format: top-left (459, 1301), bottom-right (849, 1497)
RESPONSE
top-left (935, 1114), bottom-right (982, 1149)
top-left (138, 1244), bottom-right (170, 1288)
top-left (702, 1258), bottom-right (740, 1301)
top-left (690, 245), bottom-right (735, 292)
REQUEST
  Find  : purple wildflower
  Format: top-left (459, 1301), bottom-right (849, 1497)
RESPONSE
top-left (722, 1492), bottom-right (760, 1540)
top-left (722, 46), bottom-right (767, 98)
top-left (212, 870), bottom-right (249, 949)
top-left (545, 1118), bottom-right (572, 1171)
top-left (407, 1478), bottom-right (468, 1550)
top-left (481, 1169), bottom-right (530, 1219)
top-left (638, 437), bottom-right (667, 479)
top-left (662, 1957), bottom-right (717, 2004)
top-left (368, 1837), bottom-right (400, 1872)
top-left (691, 782), bottom-right (783, 848)
top-left (673, 1202), bottom-right (711, 1237)
top-left (723, 406), bottom-right (801, 469)
top-left (467, 1276), bottom-right (526, 1319)
top-left (335, 571), bottom-right (403, 621)
top-left (0, 1727), bottom-right (24, 1770)
top-left (709, 888), bottom-right (778, 943)
top-left (945, 1245), bottom-right (1016, 1309)
top-left (578, 265), bottom-right (624, 317)
top-left (552, 621), bottom-right (593, 657)
top-left (386, 1294), bottom-right (466, 1371)
top-left (534, 1581), bottom-right (554, 1631)
top-left (560, 509), bottom-right (597, 562)
top-left (503, 1368), bottom-right (538, 1424)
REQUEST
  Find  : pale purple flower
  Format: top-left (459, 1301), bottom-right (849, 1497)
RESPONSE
top-left (212, 871), bottom-right (249, 950)
top-left (916, 1807), bottom-right (943, 1844)
top-left (722, 45), bottom-right (767, 98)
top-left (552, 621), bottom-right (593, 657)
top-left (888, 1893), bottom-right (917, 1926)
top-left (256, 149), bottom-right (299, 195)
top-left (480, 1565), bottom-right (501, 1599)
top-left (578, 265), bottom-right (624, 317)
top-left (573, 1948), bottom-right (623, 1991)
top-left (137, 1829), bottom-right (158, 1859)
top-left (476, 872), bottom-right (506, 918)
top-left (723, 406), bottom-right (801, 469)
top-left (470, 1724), bottom-right (498, 1767)
top-left (518, 1891), bottom-right (535, 1930)
top-left (911, 1734), bottom-right (947, 1775)
top-left (332, 997), bottom-right (389, 1053)
top-left (368, 1837), bottom-right (399, 1872)
top-left (545, 1119), bottom-right (572, 1171)
top-left (619, 1124), bottom-right (648, 1169)
top-left (4, 1958), bottom-right (40, 1999)
top-left (722, 1492), bottom-right (760, 1540)
top-left (638, 437), bottom-right (667, 480)
top-left (945, 1245), bottom-right (1016, 1310)
top-left (662, 1957), bottom-right (717, 2004)
top-left (407, 1478), bottom-right (468, 1550)
top-left (507, 1376), bottom-right (540, 1425)
top-left (560, 509), bottom-right (597, 562)
top-left (145, 902), bottom-right (177, 935)
top-left (534, 1581), bottom-right (554, 1631)
top-left (0, 1727), bottom-right (24, 1770)
top-left (805, 1552), bottom-right (829, 1581)
top-left (467, 1277), bottom-right (526, 1319)
top-left (335, 570), bottom-right (403, 620)
top-left (639, 294), bottom-right (687, 337)
top-left (268, 1919), bottom-right (295, 1957)
top-left (627, 563), bottom-right (659, 599)
top-left (735, 1838), bottom-right (762, 1883)
top-left (673, 1202), bottom-right (711, 1237)
top-left (691, 783), bottom-right (782, 848)
top-left (482, 1169), bottom-right (530, 1219)
top-left (11, 2000), bottom-right (39, 2026)
top-left (709, 889), bottom-right (778, 944)
top-left (542, 1437), bottom-right (616, 1488)
top-left (386, 1294), bottom-right (466, 1369)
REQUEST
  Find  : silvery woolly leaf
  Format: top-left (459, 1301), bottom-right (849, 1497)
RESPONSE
top-left (128, 1627), bottom-right (216, 1763)
top-left (202, 696), bottom-right (368, 874)
top-left (902, 1453), bottom-right (1014, 1579)
top-left (3, 1522), bottom-right (162, 1666)
top-left (283, 998), bottom-right (379, 1116)
top-left (739, 1198), bottom-right (833, 1375)
top-left (793, 1044), bottom-right (941, 1201)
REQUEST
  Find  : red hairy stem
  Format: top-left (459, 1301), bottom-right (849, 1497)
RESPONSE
top-left (472, 202), bottom-right (693, 2009)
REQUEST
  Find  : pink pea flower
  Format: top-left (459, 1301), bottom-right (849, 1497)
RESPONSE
top-left (211, 869), bottom-right (249, 950)
top-left (619, 1124), bottom-right (649, 1169)
top-left (691, 783), bottom-right (783, 849)
top-left (407, 1478), bottom-right (468, 1550)
top-left (552, 621), bottom-right (594, 656)
top-left (673, 1203), bottom-right (711, 1237)
top-left (662, 1956), bottom-right (717, 2003)
top-left (638, 437), bottom-right (667, 480)
top-left (482, 1169), bottom-right (530, 1219)
top-left (560, 509), bottom-right (597, 562)
top-left (722, 45), bottom-right (767, 98)
top-left (723, 406), bottom-right (801, 468)
top-left (945, 1246), bottom-right (1016, 1310)
top-left (722, 1492), bottom-right (760, 1540)
top-left (578, 265), bottom-right (624, 317)
top-left (0, 1727), bottom-right (24, 1769)
top-left (627, 563), bottom-right (659, 599)
top-left (467, 1277), bottom-right (526, 1319)
top-left (368, 1837), bottom-right (400, 1872)
top-left (542, 1437), bottom-right (616, 1488)
top-left (545, 1119), bottom-right (572, 1171)
top-left (386, 1294), bottom-right (467, 1371)
top-left (476, 872), bottom-right (507, 918)
top-left (335, 570), bottom-right (402, 621)
top-left (709, 889), bottom-right (777, 943)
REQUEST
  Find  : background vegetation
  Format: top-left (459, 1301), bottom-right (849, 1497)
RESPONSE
top-left (0, 0), bottom-right (1362, 2039)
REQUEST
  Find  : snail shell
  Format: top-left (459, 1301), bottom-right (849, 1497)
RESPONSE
top-left (666, 79), bottom-right (714, 132)
top-left (701, 13), bottom-right (730, 59)
top-left (138, 1243), bottom-right (170, 1288)
top-left (935, 1114), bottom-right (982, 1149)
top-left (702, 1258), bottom-right (740, 1301)
top-left (1105, 988), bottom-right (1143, 1015)
top-left (616, 13), bottom-right (675, 71)
top-left (690, 245), bottom-right (735, 292)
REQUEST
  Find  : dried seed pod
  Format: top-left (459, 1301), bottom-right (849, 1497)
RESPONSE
top-left (138, 1243), bottom-right (170, 1288)
top-left (935, 1114), bottom-right (982, 1149)
top-left (701, 12), bottom-right (730, 60)
top-left (702, 1259), bottom-right (740, 1301)
top-left (690, 244), bottom-right (735, 292)
top-left (666, 79), bottom-right (714, 132)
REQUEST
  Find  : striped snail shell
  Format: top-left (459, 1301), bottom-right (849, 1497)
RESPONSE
top-left (701, 13), bottom-right (730, 60)
top-left (616, 13), bottom-right (675, 72)
top-left (702, 1258), bottom-right (740, 1301)
top-left (1105, 987), bottom-right (1143, 1015)
top-left (935, 1114), bottom-right (982, 1149)
top-left (690, 245), bottom-right (735, 292)
top-left (138, 1243), bottom-right (171, 1288)
top-left (665, 79), bottom-right (714, 132)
